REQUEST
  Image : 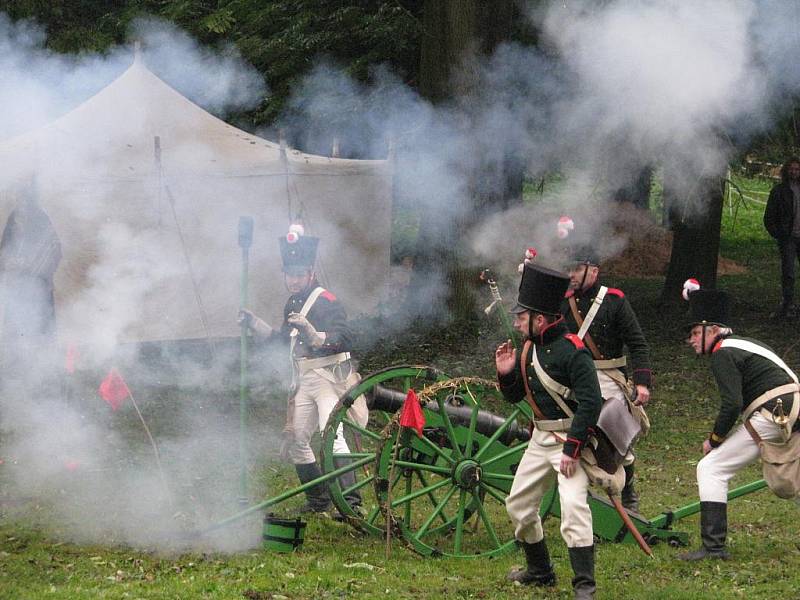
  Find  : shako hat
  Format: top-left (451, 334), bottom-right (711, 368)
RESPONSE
top-left (510, 264), bottom-right (570, 316)
top-left (568, 243), bottom-right (601, 267)
top-left (279, 224), bottom-right (319, 274)
top-left (688, 289), bottom-right (731, 328)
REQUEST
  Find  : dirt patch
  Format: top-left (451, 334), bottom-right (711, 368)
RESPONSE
top-left (603, 205), bottom-right (746, 278)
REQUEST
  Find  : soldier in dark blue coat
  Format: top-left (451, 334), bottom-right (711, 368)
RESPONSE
top-left (240, 225), bottom-right (363, 514)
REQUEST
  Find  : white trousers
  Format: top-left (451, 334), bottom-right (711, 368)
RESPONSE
top-left (505, 428), bottom-right (594, 548)
top-left (697, 411), bottom-right (785, 502)
top-left (288, 368), bottom-right (352, 465)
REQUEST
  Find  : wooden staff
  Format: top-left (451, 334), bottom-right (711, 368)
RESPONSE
top-left (608, 493), bottom-right (653, 557)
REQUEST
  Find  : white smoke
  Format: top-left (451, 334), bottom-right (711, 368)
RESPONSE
top-left (0, 14), bottom-right (282, 553)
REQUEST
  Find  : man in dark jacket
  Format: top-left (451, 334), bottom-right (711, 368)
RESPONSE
top-left (561, 245), bottom-right (652, 512)
top-left (0, 191), bottom-right (62, 400)
top-left (240, 224), bottom-right (363, 515)
top-left (763, 157), bottom-right (800, 317)
top-left (498, 263), bottom-right (603, 600)
top-left (678, 288), bottom-right (799, 561)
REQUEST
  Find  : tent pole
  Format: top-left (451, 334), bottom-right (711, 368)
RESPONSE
top-left (237, 216), bottom-right (254, 506)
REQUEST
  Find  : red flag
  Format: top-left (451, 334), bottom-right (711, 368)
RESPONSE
top-left (399, 389), bottom-right (425, 438)
top-left (99, 369), bottom-right (131, 411)
top-left (65, 343), bottom-right (79, 374)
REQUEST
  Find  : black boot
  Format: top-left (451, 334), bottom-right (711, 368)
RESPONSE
top-left (506, 539), bottom-right (556, 586)
top-left (332, 458), bottom-right (363, 520)
top-left (621, 464), bottom-right (640, 513)
top-left (678, 501), bottom-right (730, 560)
top-left (568, 545), bottom-right (596, 600)
top-left (294, 463), bottom-right (332, 514)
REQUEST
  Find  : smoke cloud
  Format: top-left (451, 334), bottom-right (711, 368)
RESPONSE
top-left (4, 0), bottom-right (800, 554)
top-left (0, 14), bottom-right (281, 553)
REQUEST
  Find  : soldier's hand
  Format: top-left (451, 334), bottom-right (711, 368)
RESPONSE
top-left (702, 439), bottom-right (713, 455)
top-left (634, 385), bottom-right (650, 406)
top-left (238, 309), bottom-right (254, 327)
top-left (239, 309), bottom-right (272, 337)
top-left (279, 432), bottom-right (293, 462)
top-left (559, 453), bottom-right (579, 478)
top-left (288, 313), bottom-right (325, 347)
top-left (495, 340), bottom-right (517, 375)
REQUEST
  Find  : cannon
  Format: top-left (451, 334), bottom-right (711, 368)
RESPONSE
top-left (209, 364), bottom-right (768, 558)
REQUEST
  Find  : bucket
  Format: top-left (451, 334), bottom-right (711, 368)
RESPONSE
top-left (263, 513), bottom-right (306, 552)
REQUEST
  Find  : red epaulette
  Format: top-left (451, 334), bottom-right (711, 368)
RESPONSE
top-left (321, 290), bottom-right (337, 302)
top-left (711, 340), bottom-right (723, 353)
top-left (606, 288), bottom-right (624, 298)
top-left (564, 333), bottom-right (585, 349)
top-left (564, 289), bottom-right (575, 298)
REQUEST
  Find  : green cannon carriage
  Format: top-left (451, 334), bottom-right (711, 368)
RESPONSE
top-left (213, 364), bottom-right (768, 557)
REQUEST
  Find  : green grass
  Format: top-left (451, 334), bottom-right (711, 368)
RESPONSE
top-left (3, 174), bottom-right (800, 599)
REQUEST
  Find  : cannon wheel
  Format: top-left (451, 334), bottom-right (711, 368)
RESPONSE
top-left (320, 365), bottom-right (447, 535)
top-left (372, 377), bottom-right (530, 558)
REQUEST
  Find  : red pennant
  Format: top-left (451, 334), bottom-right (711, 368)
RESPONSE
top-left (399, 389), bottom-right (425, 437)
top-left (98, 369), bottom-right (131, 411)
top-left (65, 343), bottom-right (79, 374)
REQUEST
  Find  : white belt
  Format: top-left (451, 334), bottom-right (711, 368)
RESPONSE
top-left (594, 357), bottom-right (626, 370)
top-left (294, 352), bottom-right (351, 375)
top-left (535, 417), bottom-right (573, 432)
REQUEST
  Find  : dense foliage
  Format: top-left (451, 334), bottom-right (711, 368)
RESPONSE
top-left (0, 0), bottom-right (424, 129)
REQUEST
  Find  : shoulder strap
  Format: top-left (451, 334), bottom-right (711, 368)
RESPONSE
top-left (530, 344), bottom-right (575, 418)
top-left (744, 388), bottom-right (800, 444)
top-left (568, 293), bottom-right (604, 360)
top-left (300, 286), bottom-right (326, 318)
top-left (520, 341), bottom-right (547, 420)
top-left (720, 338), bottom-right (799, 383)
top-left (289, 286), bottom-right (326, 355)
top-left (577, 286), bottom-right (607, 339)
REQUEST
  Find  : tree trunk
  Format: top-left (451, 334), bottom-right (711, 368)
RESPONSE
top-left (661, 176), bottom-right (725, 304)
top-left (409, 0), bottom-right (518, 323)
top-left (613, 166), bottom-right (653, 210)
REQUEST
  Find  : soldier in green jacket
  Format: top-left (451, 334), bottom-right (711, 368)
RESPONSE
top-left (560, 245), bottom-right (652, 512)
top-left (497, 263), bottom-right (603, 600)
top-left (678, 288), bottom-right (800, 560)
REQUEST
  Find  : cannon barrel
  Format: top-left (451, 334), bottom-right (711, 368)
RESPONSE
top-left (369, 384), bottom-right (530, 444)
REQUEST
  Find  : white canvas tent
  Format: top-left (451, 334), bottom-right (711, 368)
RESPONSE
top-left (0, 54), bottom-right (392, 350)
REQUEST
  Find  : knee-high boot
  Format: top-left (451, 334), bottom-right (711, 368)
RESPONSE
top-left (568, 545), bottom-right (596, 600)
top-left (506, 539), bottom-right (556, 586)
top-left (621, 463), bottom-right (640, 513)
top-left (294, 462), bottom-right (332, 513)
top-left (677, 501), bottom-right (730, 560)
top-left (334, 458), bottom-right (362, 510)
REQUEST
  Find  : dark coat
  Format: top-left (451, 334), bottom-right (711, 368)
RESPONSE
top-left (277, 282), bottom-right (353, 359)
top-left (708, 335), bottom-right (796, 447)
top-left (498, 320), bottom-right (603, 458)
top-left (560, 282), bottom-right (652, 387)
top-left (763, 181), bottom-right (797, 240)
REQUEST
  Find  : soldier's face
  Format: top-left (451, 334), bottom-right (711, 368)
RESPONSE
top-left (512, 311), bottom-right (531, 338)
top-left (687, 325), bottom-right (716, 354)
top-left (284, 270), bottom-right (314, 294)
top-left (568, 264), bottom-right (599, 291)
top-left (789, 162), bottom-right (800, 181)
top-left (513, 311), bottom-right (546, 339)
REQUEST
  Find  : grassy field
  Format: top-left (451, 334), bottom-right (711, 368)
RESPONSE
top-left (3, 174), bottom-right (800, 599)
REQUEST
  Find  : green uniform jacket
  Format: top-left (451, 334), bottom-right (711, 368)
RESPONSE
top-left (708, 334), bottom-right (796, 447)
top-left (560, 282), bottom-right (652, 387)
top-left (498, 320), bottom-right (603, 458)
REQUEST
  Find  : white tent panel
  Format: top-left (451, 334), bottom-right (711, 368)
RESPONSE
top-left (0, 57), bottom-right (392, 348)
